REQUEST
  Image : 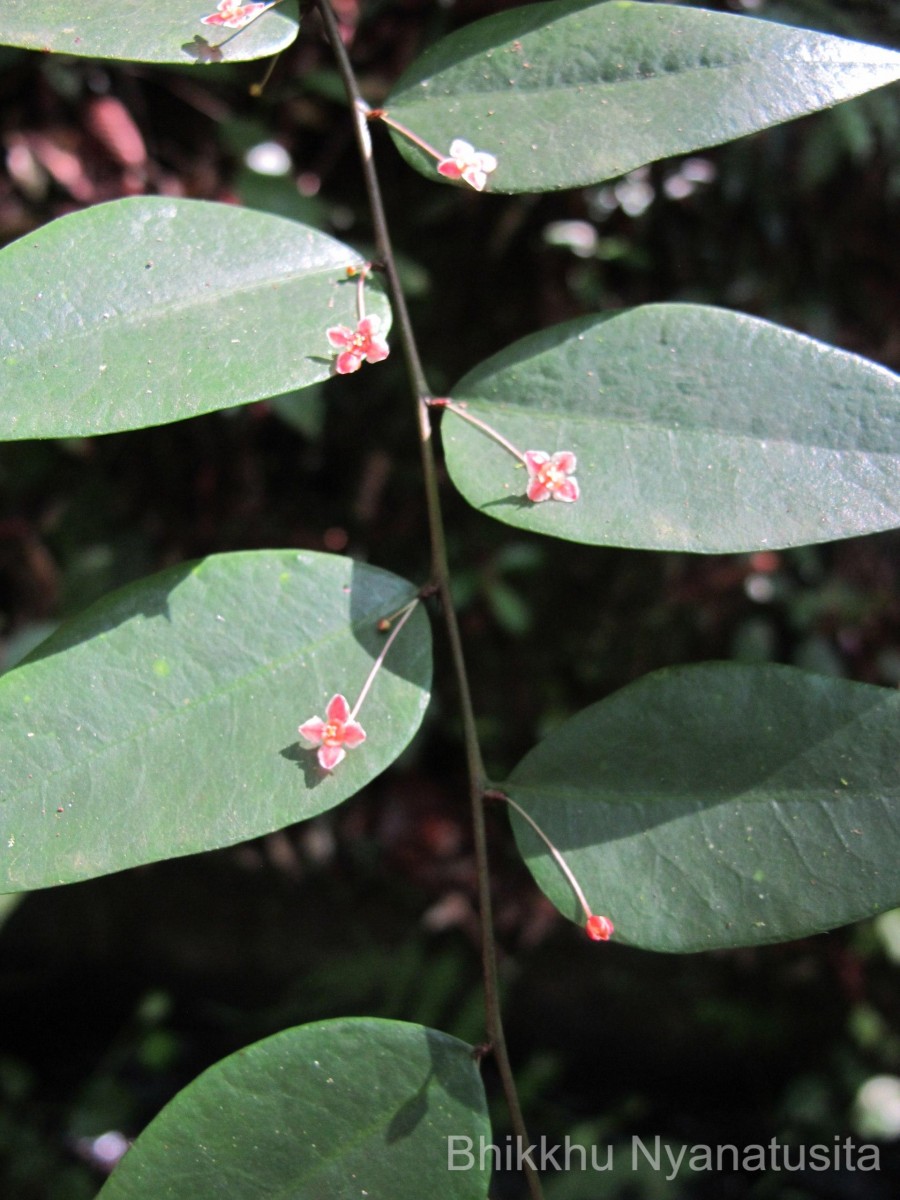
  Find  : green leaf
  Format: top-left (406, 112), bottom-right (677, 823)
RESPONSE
top-left (0, 0), bottom-right (299, 65)
top-left (0, 197), bottom-right (390, 439)
top-left (0, 551), bottom-right (430, 893)
top-left (99, 1018), bottom-right (490, 1200)
top-left (385, 0), bottom-right (900, 192)
top-left (505, 663), bottom-right (900, 953)
top-left (443, 304), bottom-right (900, 552)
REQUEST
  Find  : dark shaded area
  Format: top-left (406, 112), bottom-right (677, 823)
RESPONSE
top-left (2, 1), bottom-right (900, 1197)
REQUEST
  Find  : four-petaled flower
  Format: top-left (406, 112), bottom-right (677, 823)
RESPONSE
top-left (326, 315), bottom-right (390, 375)
top-left (437, 139), bottom-right (498, 192)
top-left (201, 1), bottom-right (269, 29)
top-left (586, 914), bottom-right (614, 942)
top-left (298, 694), bottom-right (367, 771)
top-left (524, 450), bottom-right (580, 504)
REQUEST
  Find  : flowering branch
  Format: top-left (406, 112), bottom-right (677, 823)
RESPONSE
top-left (313, 3), bottom-right (542, 1197)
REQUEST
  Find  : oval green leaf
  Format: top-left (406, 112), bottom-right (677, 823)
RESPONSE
top-left (0, 0), bottom-right (299, 65)
top-left (99, 1018), bottom-right (490, 1200)
top-left (385, 0), bottom-right (900, 193)
top-left (0, 551), bottom-right (431, 893)
top-left (0, 197), bottom-right (390, 439)
top-left (505, 663), bottom-right (900, 953)
top-left (443, 304), bottom-right (900, 552)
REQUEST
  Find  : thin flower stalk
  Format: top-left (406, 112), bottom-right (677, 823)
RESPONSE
top-left (368, 113), bottom-right (497, 192)
top-left (434, 399), bottom-right (581, 505)
top-left (498, 791), bottom-right (613, 941)
top-left (349, 597), bottom-right (419, 721)
top-left (297, 599), bottom-right (419, 770)
top-left (430, 397), bottom-right (526, 463)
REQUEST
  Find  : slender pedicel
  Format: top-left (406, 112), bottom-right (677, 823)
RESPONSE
top-left (496, 790), bottom-right (614, 941)
top-left (429, 397), bottom-right (526, 463)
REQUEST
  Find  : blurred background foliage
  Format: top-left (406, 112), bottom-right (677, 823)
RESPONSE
top-left (1, 0), bottom-right (900, 1196)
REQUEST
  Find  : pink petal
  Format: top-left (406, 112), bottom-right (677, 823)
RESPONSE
top-left (437, 160), bottom-right (463, 180)
top-left (365, 337), bottom-right (390, 364)
top-left (298, 717), bottom-right (326, 745)
top-left (357, 315), bottom-right (381, 338)
top-left (201, 13), bottom-right (230, 23)
top-left (551, 450), bottom-right (577, 473)
top-left (325, 694), bottom-right (351, 723)
top-left (461, 167), bottom-right (487, 192)
top-left (524, 450), bottom-right (549, 476)
top-left (326, 325), bottom-right (353, 348)
top-left (526, 478), bottom-right (552, 503)
top-left (553, 478), bottom-right (580, 503)
top-left (318, 743), bottom-right (346, 771)
top-left (342, 721), bottom-right (367, 749)
top-left (335, 349), bottom-right (363, 374)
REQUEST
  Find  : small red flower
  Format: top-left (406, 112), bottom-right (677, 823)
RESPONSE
top-left (437, 139), bottom-right (498, 192)
top-left (326, 315), bottom-right (390, 375)
top-left (201, 1), bottom-right (269, 29)
top-left (524, 450), bottom-right (580, 503)
top-left (586, 914), bottom-right (614, 942)
top-left (298, 694), bottom-right (367, 771)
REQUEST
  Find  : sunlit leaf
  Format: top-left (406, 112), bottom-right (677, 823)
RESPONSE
top-left (443, 304), bottom-right (900, 552)
top-left (99, 1018), bottom-right (490, 1200)
top-left (0, 551), bottom-right (430, 893)
top-left (0, 197), bottom-right (389, 439)
top-left (385, 0), bottom-right (900, 192)
top-left (0, 0), bottom-right (299, 65)
top-left (506, 663), bottom-right (900, 952)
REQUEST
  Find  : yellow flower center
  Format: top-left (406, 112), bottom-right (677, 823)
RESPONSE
top-left (323, 720), bottom-right (344, 746)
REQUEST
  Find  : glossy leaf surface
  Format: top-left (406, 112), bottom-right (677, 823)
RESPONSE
top-left (0, 552), bottom-right (431, 893)
top-left (385, 0), bottom-right (900, 192)
top-left (0, 0), bottom-right (299, 65)
top-left (99, 1018), bottom-right (490, 1200)
top-left (506, 664), bottom-right (900, 952)
top-left (443, 305), bottom-right (900, 552)
top-left (0, 197), bottom-right (389, 439)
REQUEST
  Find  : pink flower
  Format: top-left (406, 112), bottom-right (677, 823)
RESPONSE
top-left (586, 914), bottom-right (614, 942)
top-left (326, 315), bottom-right (390, 374)
top-left (524, 450), bottom-right (580, 503)
top-left (437, 139), bottom-right (498, 192)
top-left (201, 1), bottom-right (269, 29)
top-left (298, 694), bottom-right (367, 771)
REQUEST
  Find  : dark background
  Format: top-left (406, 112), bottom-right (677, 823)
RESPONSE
top-left (2, 1), bottom-right (900, 1197)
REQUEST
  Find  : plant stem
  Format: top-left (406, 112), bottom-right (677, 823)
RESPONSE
top-left (314, 5), bottom-right (545, 1197)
